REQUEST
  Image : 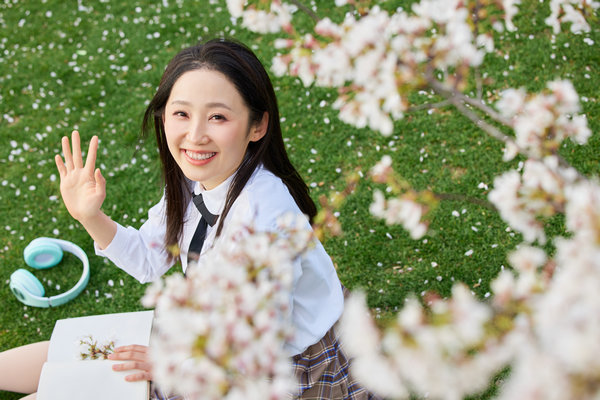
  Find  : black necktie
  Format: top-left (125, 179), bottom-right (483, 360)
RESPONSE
top-left (188, 193), bottom-right (219, 262)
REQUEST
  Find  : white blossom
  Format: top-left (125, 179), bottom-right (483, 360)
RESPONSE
top-left (545, 0), bottom-right (600, 34)
top-left (502, 0), bottom-right (522, 31)
top-left (535, 237), bottom-right (600, 375)
top-left (548, 79), bottom-right (580, 114)
top-left (496, 87), bottom-right (527, 118)
top-left (342, 285), bottom-right (515, 400)
top-left (217, 1), bottom-right (600, 398)
top-left (145, 216), bottom-right (314, 399)
top-left (226, 0), bottom-right (245, 18)
top-left (257, 1), bottom-right (496, 135)
top-left (236, 1), bottom-right (294, 34)
top-left (370, 155), bottom-right (393, 180)
top-left (564, 180), bottom-right (600, 243)
top-left (340, 292), bottom-right (410, 398)
top-left (497, 346), bottom-right (572, 400)
top-left (508, 245), bottom-right (547, 273)
top-left (489, 170), bottom-right (546, 244)
top-left (498, 80), bottom-right (590, 158)
top-left (370, 190), bottom-right (428, 239)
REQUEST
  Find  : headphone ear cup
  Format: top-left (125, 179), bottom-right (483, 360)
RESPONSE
top-left (24, 239), bottom-right (63, 269)
top-left (10, 269), bottom-right (45, 302)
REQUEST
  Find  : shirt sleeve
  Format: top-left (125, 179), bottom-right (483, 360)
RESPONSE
top-left (95, 195), bottom-right (174, 283)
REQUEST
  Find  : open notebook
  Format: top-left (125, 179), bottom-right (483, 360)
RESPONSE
top-left (37, 310), bottom-right (154, 400)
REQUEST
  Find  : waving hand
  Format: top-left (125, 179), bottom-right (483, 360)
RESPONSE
top-left (54, 130), bottom-right (106, 222)
top-left (55, 131), bottom-right (116, 249)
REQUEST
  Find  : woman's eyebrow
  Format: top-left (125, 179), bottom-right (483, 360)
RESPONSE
top-left (170, 100), bottom-right (232, 110)
top-left (205, 102), bottom-right (233, 110)
top-left (170, 99), bottom-right (192, 106)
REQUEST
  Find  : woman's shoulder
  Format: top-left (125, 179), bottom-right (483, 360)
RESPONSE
top-left (246, 166), bottom-right (288, 193)
top-left (233, 167), bottom-right (304, 227)
top-left (247, 167), bottom-right (297, 206)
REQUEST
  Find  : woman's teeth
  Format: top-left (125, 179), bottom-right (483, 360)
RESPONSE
top-left (186, 150), bottom-right (215, 160)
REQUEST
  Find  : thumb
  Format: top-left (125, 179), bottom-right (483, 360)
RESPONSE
top-left (95, 168), bottom-right (106, 195)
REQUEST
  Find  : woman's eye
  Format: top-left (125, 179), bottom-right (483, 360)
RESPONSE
top-left (210, 114), bottom-right (226, 121)
top-left (174, 111), bottom-right (187, 117)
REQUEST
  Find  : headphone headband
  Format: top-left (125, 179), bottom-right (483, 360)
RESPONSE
top-left (10, 237), bottom-right (90, 308)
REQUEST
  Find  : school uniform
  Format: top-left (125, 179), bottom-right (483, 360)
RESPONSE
top-left (96, 165), bottom-right (378, 399)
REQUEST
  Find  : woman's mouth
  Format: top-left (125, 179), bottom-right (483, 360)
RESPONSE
top-left (184, 150), bottom-right (216, 161)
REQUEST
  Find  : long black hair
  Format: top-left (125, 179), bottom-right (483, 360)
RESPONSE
top-left (142, 38), bottom-right (316, 256)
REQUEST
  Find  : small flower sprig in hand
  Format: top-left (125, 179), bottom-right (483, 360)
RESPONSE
top-left (79, 335), bottom-right (116, 360)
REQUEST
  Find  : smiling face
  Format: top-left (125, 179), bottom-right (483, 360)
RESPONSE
top-left (163, 69), bottom-right (267, 190)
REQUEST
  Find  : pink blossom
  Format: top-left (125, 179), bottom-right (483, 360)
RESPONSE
top-left (144, 216), bottom-right (313, 399)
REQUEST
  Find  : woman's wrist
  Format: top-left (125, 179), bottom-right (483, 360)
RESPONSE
top-left (79, 212), bottom-right (117, 250)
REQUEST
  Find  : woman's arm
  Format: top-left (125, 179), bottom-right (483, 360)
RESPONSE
top-left (55, 131), bottom-right (174, 282)
top-left (54, 130), bottom-right (117, 249)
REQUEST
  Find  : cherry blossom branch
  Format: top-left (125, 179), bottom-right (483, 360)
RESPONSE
top-left (449, 95), bottom-right (585, 180)
top-left (448, 94), bottom-right (514, 145)
top-left (405, 100), bottom-right (452, 113)
top-left (208, 3), bottom-right (600, 398)
top-left (427, 74), bottom-right (513, 129)
top-left (474, 67), bottom-right (484, 101)
top-left (427, 72), bottom-right (586, 181)
top-left (470, 1), bottom-right (485, 101)
top-left (288, 0), bottom-right (319, 22)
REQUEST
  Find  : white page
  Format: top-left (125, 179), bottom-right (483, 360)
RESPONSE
top-left (37, 360), bottom-right (148, 400)
top-left (47, 310), bottom-right (154, 362)
top-left (38, 310), bottom-right (154, 400)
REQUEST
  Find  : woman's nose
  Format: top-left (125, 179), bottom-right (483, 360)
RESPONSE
top-left (188, 119), bottom-right (210, 144)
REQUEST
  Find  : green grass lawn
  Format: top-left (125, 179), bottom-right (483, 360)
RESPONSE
top-left (0, 1), bottom-right (598, 399)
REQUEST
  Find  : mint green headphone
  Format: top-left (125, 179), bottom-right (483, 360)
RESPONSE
top-left (10, 238), bottom-right (90, 308)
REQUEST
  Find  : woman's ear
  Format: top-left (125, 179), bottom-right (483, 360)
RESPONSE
top-left (250, 112), bottom-right (268, 142)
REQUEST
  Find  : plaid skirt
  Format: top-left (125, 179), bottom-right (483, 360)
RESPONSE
top-left (292, 321), bottom-right (381, 400)
top-left (150, 386), bottom-right (184, 400)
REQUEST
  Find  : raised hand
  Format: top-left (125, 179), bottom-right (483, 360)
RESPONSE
top-left (108, 344), bottom-right (153, 382)
top-left (55, 130), bottom-right (106, 222)
top-left (55, 130), bottom-right (116, 249)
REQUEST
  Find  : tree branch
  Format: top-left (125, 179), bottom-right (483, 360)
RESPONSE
top-left (426, 75), bottom-right (586, 181)
top-left (406, 100), bottom-right (452, 113)
top-left (289, 0), bottom-right (319, 22)
top-left (474, 67), bottom-right (483, 101)
top-left (428, 77), bottom-right (513, 127)
top-left (448, 95), bottom-right (514, 144)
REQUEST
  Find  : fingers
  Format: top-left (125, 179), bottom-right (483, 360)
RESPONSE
top-left (124, 370), bottom-right (152, 382)
top-left (59, 131), bottom-right (100, 175)
top-left (85, 135), bottom-right (99, 173)
top-left (61, 135), bottom-right (73, 171)
top-left (55, 154), bottom-right (66, 178)
top-left (108, 345), bottom-right (149, 364)
top-left (108, 345), bottom-right (152, 382)
top-left (111, 361), bottom-right (153, 381)
top-left (112, 344), bottom-right (149, 356)
top-left (72, 130), bottom-right (83, 169)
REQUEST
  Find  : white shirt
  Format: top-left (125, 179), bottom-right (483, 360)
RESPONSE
top-left (96, 165), bottom-right (344, 355)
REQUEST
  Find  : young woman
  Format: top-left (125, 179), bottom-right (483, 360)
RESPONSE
top-left (0, 39), bottom-right (378, 399)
